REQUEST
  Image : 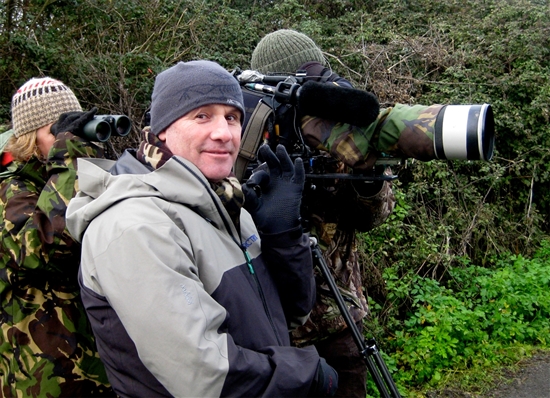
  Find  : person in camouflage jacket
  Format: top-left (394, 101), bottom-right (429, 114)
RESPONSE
top-left (0, 77), bottom-right (114, 397)
top-left (244, 29), bottom-right (395, 397)
top-left (245, 29), bottom-right (448, 397)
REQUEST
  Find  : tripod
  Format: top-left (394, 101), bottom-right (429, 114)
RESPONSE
top-left (310, 237), bottom-right (402, 398)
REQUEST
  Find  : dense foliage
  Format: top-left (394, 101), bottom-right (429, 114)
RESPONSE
top-left (368, 236), bottom-right (550, 395)
top-left (2, 0), bottom-right (549, 394)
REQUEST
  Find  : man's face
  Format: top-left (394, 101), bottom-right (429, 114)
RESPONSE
top-left (158, 104), bottom-right (242, 182)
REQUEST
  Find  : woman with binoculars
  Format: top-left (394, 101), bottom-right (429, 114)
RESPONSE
top-left (0, 77), bottom-right (114, 397)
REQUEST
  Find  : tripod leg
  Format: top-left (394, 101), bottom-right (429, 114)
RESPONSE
top-left (310, 238), bottom-right (401, 398)
top-left (365, 339), bottom-right (402, 398)
top-left (364, 354), bottom-right (393, 398)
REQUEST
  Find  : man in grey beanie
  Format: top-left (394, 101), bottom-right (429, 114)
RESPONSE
top-left (66, 59), bottom-right (338, 397)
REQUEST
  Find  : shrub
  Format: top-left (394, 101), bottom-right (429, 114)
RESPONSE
top-left (371, 239), bottom-right (550, 388)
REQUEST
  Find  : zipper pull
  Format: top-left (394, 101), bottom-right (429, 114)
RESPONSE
top-left (243, 249), bottom-right (255, 275)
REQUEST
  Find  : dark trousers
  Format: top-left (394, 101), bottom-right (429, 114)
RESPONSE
top-left (314, 323), bottom-right (367, 398)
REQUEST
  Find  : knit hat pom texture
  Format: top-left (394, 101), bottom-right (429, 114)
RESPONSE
top-left (11, 77), bottom-right (82, 138)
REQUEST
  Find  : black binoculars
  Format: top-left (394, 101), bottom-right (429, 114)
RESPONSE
top-left (80, 115), bottom-right (132, 142)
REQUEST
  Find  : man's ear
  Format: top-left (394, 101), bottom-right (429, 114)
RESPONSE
top-left (157, 131), bottom-right (167, 141)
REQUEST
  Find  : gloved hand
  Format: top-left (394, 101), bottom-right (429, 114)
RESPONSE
top-left (300, 61), bottom-right (326, 81)
top-left (50, 107), bottom-right (97, 137)
top-left (309, 358), bottom-right (338, 397)
top-left (242, 144), bottom-right (305, 234)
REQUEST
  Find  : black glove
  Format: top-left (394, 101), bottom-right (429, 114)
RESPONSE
top-left (309, 358), bottom-right (338, 397)
top-left (300, 61), bottom-right (326, 81)
top-left (50, 107), bottom-right (98, 137)
top-left (243, 144), bottom-right (305, 234)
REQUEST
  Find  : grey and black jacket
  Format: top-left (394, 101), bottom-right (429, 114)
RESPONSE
top-left (66, 151), bottom-right (320, 397)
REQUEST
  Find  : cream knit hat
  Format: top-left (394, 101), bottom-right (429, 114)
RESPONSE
top-left (11, 77), bottom-right (82, 137)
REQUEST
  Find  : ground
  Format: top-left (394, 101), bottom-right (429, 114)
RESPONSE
top-left (424, 351), bottom-right (550, 398)
top-left (488, 351), bottom-right (550, 398)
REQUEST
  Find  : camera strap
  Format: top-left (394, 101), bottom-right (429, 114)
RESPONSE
top-left (235, 99), bottom-right (273, 181)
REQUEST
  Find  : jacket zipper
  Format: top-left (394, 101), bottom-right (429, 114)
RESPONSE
top-left (177, 159), bottom-right (285, 347)
top-left (242, 247), bottom-right (282, 346)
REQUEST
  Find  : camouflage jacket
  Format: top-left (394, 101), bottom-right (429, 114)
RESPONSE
top-left (0, 132), bottom-right (114, 397)
top-left (293, 104), bottom-right (442, 346)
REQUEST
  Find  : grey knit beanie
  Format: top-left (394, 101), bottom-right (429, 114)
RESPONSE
top-left (150, 60), bottom-right (245, 135)
top-left (250, 29), bottom-right (327, 74)
top-left (11, 77), bottom-right (82, 138)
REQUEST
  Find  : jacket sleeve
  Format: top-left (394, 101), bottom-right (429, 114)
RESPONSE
top-left (87, 215), bottom-right (320, 397)
top-left (259, 229), bottom-right (316, 329)
top-left (0, 132), bottom-right (103, 272)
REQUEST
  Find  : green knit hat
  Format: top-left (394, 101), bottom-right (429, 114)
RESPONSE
top-left (11, 77), bottom-right (82, 138)
top-left (251, 29), bottom-right (327, 74)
